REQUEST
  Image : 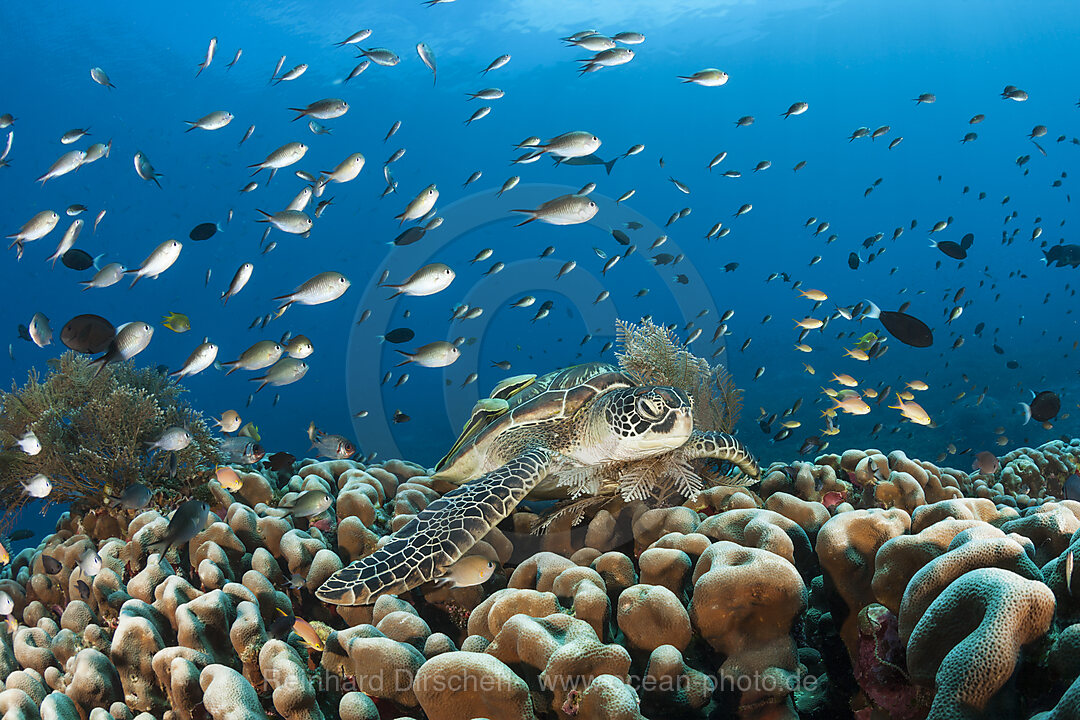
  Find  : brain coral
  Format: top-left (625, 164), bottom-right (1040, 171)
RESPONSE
top-left (906, 567), bottom-right (1055, 716)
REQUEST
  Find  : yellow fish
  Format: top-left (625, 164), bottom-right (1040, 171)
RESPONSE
top-left (215, 466), bottom-right (243, 492)
top-left (889, 393), bottom-right (931, 425)
top-left (436, 555), bottom-right (497, 588)
top-left (161, 312), bottom-right (191, 333)
top-left (276, 609), bottom-right (324, 652)
top-left (798, 289), bottom-right (828, 302)
top-left (855, 331), bottom-right (878, 350)
top-left (238, 422), bottom-right (260, 442)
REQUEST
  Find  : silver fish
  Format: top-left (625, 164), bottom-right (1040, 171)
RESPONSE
top-left (147, 426), bottom-right (192, 451)
top-left (196, 36), bottom-right (217, 76)
top-left (252, 357), bottom-right (308, 392)
top-left (222, 263), bottom-right (253, 304)
top-left (416, 42), bottom-right (437, 84)
top-left (170, 341), bottom-right (219, 379)
top-left (133, 151), bottom-right (162, 188)
top-left (274, 272), bottom-right (351, 312)
top-left (90, 321), bottom-right (154, 375)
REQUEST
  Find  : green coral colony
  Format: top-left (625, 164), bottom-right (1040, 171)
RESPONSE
top-left (0, 321), bottom-right (1079, 719)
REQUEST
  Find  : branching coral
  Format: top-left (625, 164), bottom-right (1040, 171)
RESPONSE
top-left (0, 352), bottom-right (220, 533)
top-left (615, 318), bottom-right (741, 433)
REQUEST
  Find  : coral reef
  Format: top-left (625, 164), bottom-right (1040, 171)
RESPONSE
top-left (0, 353), bottom-right (220, 533)
top-left (3, 429), bottom-right (1080, 719)
top-left (968, 439), bottom-right (1080, 507)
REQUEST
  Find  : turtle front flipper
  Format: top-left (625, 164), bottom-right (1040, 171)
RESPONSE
top-left (316, 447), bottom-right (555, 605)
top-left (681, 430), bottom-right (760, 484)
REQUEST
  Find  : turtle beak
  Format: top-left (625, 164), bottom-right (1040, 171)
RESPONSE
top-left (672, 406), bottom-right (693, 440)
top-left (637, 407), bottom-right (693, 454)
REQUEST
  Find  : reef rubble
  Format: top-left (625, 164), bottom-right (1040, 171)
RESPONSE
top-left (1, 439), bottom-right (1079, 719)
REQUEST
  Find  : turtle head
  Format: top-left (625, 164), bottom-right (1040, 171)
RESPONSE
top-left (579, 385), bottom-right (694, 463)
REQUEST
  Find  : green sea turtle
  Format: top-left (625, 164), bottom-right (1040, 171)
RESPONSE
top-left (316, 362), bottom-right (759, 605)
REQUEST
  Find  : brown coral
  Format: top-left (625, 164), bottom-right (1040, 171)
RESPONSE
top-left (0, 353), bottom-right (219, 533)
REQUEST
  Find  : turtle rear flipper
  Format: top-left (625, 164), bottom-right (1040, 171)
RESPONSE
top-left (316, 447), bottom-right (555, 605)
top-left (680, 430), bottom-right (760, 484)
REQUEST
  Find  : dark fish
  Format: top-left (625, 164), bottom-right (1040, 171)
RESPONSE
top-left (42, 554), bottom-right (62, 574)
top-left (189, 223), bottom-right (219, 241)
top-left (76, 579), bottom-right (91, 600)
top-left (1065, 474), bottom-right (1080, 502)
top-left (972, 451), bottom-right (1000, 474)
top-left (723, 262), bottom-right (738, 272)
top-left (61, 314), bottom-right (116, 354)
top-left (16, 324), bottom-right (31, 342)
top-left (611, 229), bottom-right (631, 246)
top-left (382, 328), bottom-right (415, 344)
top-left (552, 153), bottom-right (617, 174)
top-left (393, 227), bottom-right (426, 246)
top-left (1022, 391), bottom-right (1060, 423)
top-left (393, 409), bottom-right (410, 423)
top-left (6, 529), bottom-right (33, 541)
top-left (993, 344), bottom-right (1004, 354)
top-left (848, 252), bottom-right (860, 270)
top-left (772, 428), bottom-right (792, 442)
top-left (1006, 360), bottom-right (1020, 369)
top-left (863, 301), bottom-right (932, 347)
top-left (931, 240), bottom-right (966, 260)
top-left (61, 249), bottom-right (96, 270)
top-left (150, 500), bottom-right (211, 552)
top-left (1042, 244), bottom-right (1080, 268)
top-left (266, 452), bottom-right (296, 472)
top-left (960, 233), bottom-right (974, 250)
top-left (798, 436), bottom-right (824, 455)
top-left (110, 483), bottom-right (152, 509)
top-left (268, 610), bottom-right (294, 640)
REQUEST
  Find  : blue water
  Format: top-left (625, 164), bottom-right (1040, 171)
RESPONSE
top-left (3, 0), bottom-right (1078, 483)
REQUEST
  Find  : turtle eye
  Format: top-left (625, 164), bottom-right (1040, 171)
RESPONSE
top-left (636, 395), bottom-right (663, 421)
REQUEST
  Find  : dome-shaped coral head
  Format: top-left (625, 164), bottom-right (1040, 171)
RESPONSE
top-left (578, 385), bottom-right (694, 463)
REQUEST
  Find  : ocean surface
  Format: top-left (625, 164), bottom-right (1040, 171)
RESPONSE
top-left (3, 0), bottom-right (1078, 512)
